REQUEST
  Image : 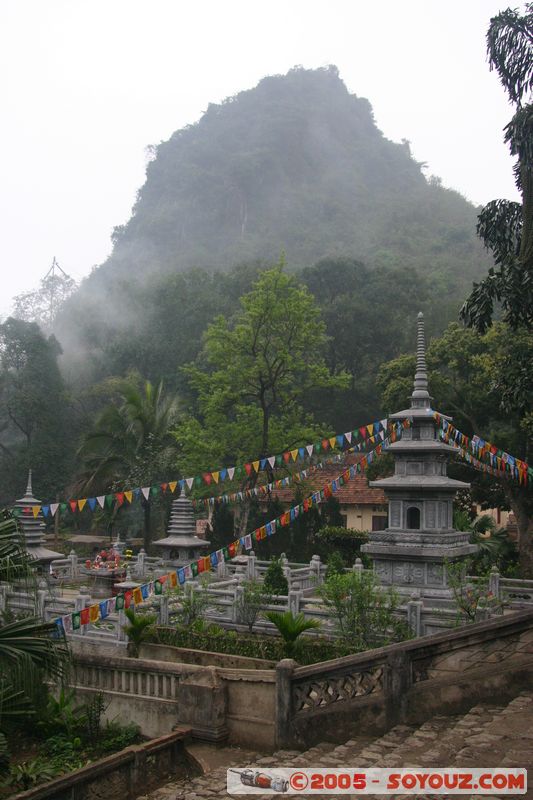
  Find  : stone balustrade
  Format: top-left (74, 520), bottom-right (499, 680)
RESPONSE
top-left (276, 608), bottom-right (533, 749)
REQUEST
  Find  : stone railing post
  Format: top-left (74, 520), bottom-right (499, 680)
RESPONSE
top-left (280, 553), bottom-right (290, 588)
top-left (159, 594), bottom-right (169, 626)
top-left (384, 650), bottom-right (411, 728)
top-left (275, 658), bottom-right (297, 749)
top-left (309, 554), bottom-right (322, 585)
top-left (406, 590), bottom-right (423, 637)
top-left (475, 597), bottom-right (490, 623)
top-left (68, 550), bottom-right (78, 578)
top-left (246, 550), bottom-right (256, 580)
top-left (135, 549), bottom-right (146, 578)
top-left (36, 581), bottom-right (48, 619)
top-left (352, 557), bottom-right (364, 579)
top-left (288, 582), bottom-right (302, 615)
top-left (489, 567), bottom-right (500, 600)
top-left (75, 587), bottom-right (91, 637)
top-left (233, 583), bottom-right (244, 623)
top-left (117, 608), bottom-right (127, 643)
top-left (217, 559), bottom-right (227, 579)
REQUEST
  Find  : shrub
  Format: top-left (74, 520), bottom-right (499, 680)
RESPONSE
top-left (319, 570), bottom-right (409, 649)
top-left (234, 580), bottom-right (271, 632)
top-left (325, 550), bottom-right (346, 579)
top-left (263, 558), bottom-right (288, 595)
top-left (97, 721), bottom-right (140, 754)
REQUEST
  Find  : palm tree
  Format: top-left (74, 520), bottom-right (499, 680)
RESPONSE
top-left (77, 378), bottom-right (179, 549)
top-left (263, 610), bottom-right (320, 658)
top-left (121, 608), bottom-right (156, 658)
top-left (460, 4), bottom-right (533, 332)
top-left (0, 515), bottom-right (69, 760)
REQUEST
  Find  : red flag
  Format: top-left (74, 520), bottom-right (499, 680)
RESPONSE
top-left (80, 608), bottom-right (90, 626)
top-left (69, 500), bottom-right (77, 513)
top-left (244, 463), bottom-right (253, 476)
top-left (115, 492), bottom-right (125, 506)
top-left (203, 473), bottom-right (212, 485)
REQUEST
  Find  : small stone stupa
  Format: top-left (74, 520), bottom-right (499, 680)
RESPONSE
top-left (362, 312), bottom-right (477, 600)
top-left (153, 487), bottom-right (210, 566)
top-left (14, 470), bottom-right (63, 566)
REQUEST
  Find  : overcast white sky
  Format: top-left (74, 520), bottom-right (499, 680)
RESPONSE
top-left (0, 0), bottom-right (522, 316)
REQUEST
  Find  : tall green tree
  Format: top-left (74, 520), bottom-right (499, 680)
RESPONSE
top-left (377, 322), bottom-right (533, 574)
top-left (0, 318), bottom-right (73, 503)
top-left (76, 377), bottom-right (179, 548)
top-left (174, 263), bottom-right (349, 535)
top-left (461, 4), bottom-right (533, 331)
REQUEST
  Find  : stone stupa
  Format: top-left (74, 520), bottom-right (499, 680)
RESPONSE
top-left (153, 486), bottom-right (210, 566)
top-left (13, 470), bottom-right (63, 566)
top-left (362, 312), bottom-right (477, 601)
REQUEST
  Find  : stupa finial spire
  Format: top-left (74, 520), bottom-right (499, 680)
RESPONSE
top-left (411, 312), bottom-right (430, 408)
top-left (25, 469), bottom-right (33, 497)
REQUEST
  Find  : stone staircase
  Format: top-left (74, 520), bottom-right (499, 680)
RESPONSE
top-left (139, 692), bottom-right (533, 800)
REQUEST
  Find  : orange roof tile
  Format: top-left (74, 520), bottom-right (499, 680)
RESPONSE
top-left (264, 454), bottom-right (387, 507)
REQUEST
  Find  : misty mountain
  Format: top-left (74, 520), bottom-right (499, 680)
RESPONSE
top-left (56, 65), bottom-right (488, 367)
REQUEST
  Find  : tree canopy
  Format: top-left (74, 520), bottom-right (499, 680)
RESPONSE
top-left (461, 4), bottom-right (533, 332)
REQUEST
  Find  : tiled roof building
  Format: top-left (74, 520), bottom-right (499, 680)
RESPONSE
top-left (265, 454), bottom-right (388, 531)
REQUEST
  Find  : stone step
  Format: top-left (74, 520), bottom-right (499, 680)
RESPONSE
top-left (141, 694), bottom-right (533, 799)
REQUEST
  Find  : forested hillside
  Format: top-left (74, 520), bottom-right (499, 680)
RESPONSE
top-left (55, 65), bottom-right (488, 373)
top-left (2, 66), bottom-right (494, 510)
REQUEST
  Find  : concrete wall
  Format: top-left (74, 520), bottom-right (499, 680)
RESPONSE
top-left (10, 730), bottom-right (192, 800)
top-left (71, 651), bottom-right (277, 750)
top-left (341, 503), bottom-right (387, 531)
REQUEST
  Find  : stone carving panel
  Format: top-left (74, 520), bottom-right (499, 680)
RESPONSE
top-left (427, 563), bottom-right (444, 586)
top-left (407, 461), bottom-right (422, 476)
top-left (393, 563), bottom-right (410, 584)
top-left (292, 666), bottom-right (384, 714)
top-left (374, 561), bottom-right (392, 583)
top-left (425, 502), bottom-right (436, 528)
top-left (390, 502), bottom-right (401, 528)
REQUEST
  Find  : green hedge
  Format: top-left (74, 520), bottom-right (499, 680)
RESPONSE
top-left (152, 625), bottom-right (354, 665)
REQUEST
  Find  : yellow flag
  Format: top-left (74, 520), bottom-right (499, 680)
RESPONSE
top-left (329, 437), bottom-right (336, 449)
top-left (252, 460), bottom-right (260, 472)
top-left (133, 587), bottom-right (143, 605)
top-left (32, 505), bottom-right (40, 518)
top-left (212, 471), bottom-right (220, 484)
top-left (169, 481), bottom-right (177, 493)
top-left (290, 449), bottom-right (298, 461)
top-left (89, 604), bottom-right (99, 622)
top-left (367, 424), bottom-right (374, 435)
top-left (124, 491), bottom-right (133, 504)
top-left (78, 499), bottom-right (87, 512)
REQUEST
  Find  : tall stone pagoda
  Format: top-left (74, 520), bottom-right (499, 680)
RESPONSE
top-left (14, 470), bottom-right (63, 567)
top-left (362, 313), bottom-right (477, 600)
top-left (154, 487), bottom-right (210, 566)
